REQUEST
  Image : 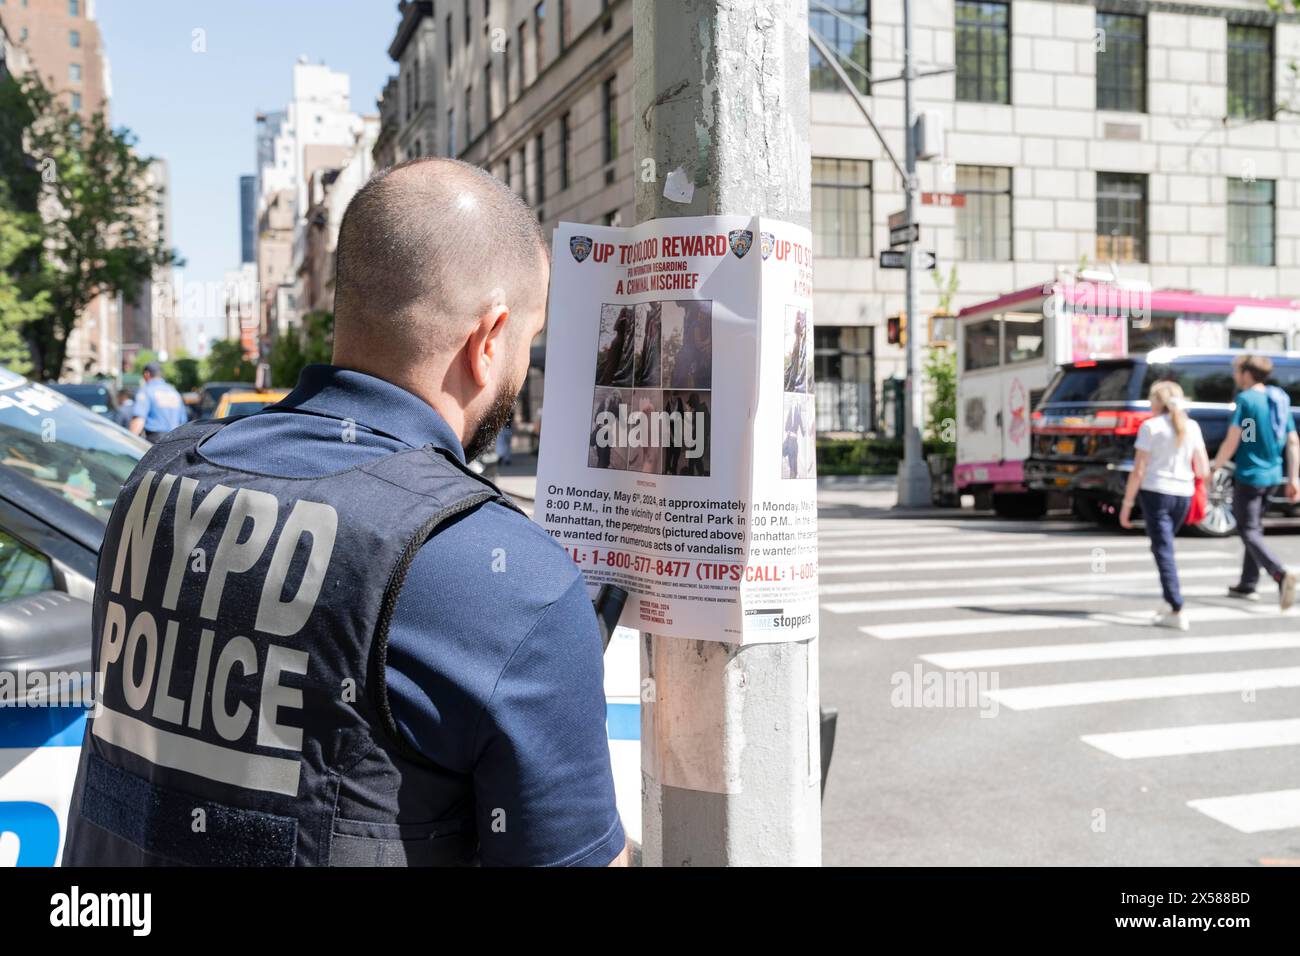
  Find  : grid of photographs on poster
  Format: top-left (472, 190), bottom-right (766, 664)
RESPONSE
top-left (589, 300), bottom-right (712, 477)
top-left (782, 306), bottom-right (815, 479)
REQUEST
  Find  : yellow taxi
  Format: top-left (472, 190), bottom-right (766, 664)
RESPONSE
top-left (212, 388), bottom-right (290, 419)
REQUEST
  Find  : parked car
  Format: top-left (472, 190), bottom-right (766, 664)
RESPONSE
top-left (0, 366), bottom-right (149, 864)
top-left (1025, 348), bottom-right (1300, 535)
top-left (43, 381), bottom-right (119, 420)
top-left (212, 388), bottom-right (291, 418)
top-left (194, 381), bottom-right (250, 420)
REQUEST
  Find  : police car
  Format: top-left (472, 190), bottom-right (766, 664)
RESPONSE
top-left (0, 367), bottom-right (150, 865)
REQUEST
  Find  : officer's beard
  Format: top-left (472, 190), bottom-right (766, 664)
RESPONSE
top-left (464, 375), bottom-right (519, 462)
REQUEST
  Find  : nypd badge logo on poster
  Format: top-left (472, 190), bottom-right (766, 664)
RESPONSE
top-left (570, 235), bottom-right (594, 262)
top-left (728, 229), bottom-right (753, 259)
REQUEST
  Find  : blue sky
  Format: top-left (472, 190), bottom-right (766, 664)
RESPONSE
top-left (96, 0), bottom-right (396, 335)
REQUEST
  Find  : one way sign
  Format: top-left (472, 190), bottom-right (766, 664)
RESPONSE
top-left (880, 249), bottom-right (937, 270)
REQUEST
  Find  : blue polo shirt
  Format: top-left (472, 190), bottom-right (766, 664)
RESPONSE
top-left (132, 378), bottom-right (188, 434)
top-left (197, 364), bottom-right (624, 867)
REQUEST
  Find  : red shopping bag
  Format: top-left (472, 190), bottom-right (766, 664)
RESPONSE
top-left (1185, 474), bottom-right (1207, 527)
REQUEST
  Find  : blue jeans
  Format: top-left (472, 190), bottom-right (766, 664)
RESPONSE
top-left (1140, 490), bottom-right (1190, 611)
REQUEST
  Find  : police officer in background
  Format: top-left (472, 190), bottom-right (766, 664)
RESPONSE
top-left (62, 158), bottom-right (629, 867)
top-left (129, 361), bottom-right (187, 442)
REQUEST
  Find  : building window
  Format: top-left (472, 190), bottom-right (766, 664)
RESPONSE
top-left (810, 0), bottom-right (869, 95)
top-left (518, 22), bottom-right (527, 89)
top-left (559, 0), bottom-right (569, 51)
top-left (412, 139), bottom-right (423, 158)
top-left (503, 39), bottom-right (512, 102)
top-left (71, 92), bottom-right (81, 112)
top-left (445, 14), bottom-right (454, 72)
top-left (603, 76), bottom-right (618, 168)
top-left (448, 107), bottom-right (457, 156)
top-left (602, 0), bottom-right (613, 32)
top-left (814, 326), bottom-right (874, 433)
top-left (1096, 171), bottom-right (1148, 263)
top-left (955, 1), bottom-right (1009, 104)
top-left (812, 157), bottom-right (872, 258)
top-left (1228, 178), bottom-right (1275, 266)
top-left (955, 165), bottom-right (1011, 261)
top-left (464, 0), bottom-right (472, 44)
top-left (534, 3), bottom-right (546, 76)
top-left (604, 209), bottom-right (622, 227)
top-left (1227, 24), bottom-right (1273, 120)
top-left (69, 29), bottom-right (81, 48)
top-left (484, 62), bottom-right (493, 121)
top-left (517, 146), bottom-right (528, 202)
top-left (69, 62), bottom-right (81, 83)
top-left (535, 132), bottom-right (546, 204)
top-left (560, 111), bottom-right (571, 190)
top-left (465, 82), bottom-right (473, 141)
top-left (69, 0), bottom-right (79, 15)
top-left (1095, 13), bottom-right (1145, 112)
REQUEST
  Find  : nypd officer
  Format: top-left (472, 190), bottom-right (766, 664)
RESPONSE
top-left (129, 361), bottom-right (188, 442)
top-left (62, 157), bottom-right (628, 867)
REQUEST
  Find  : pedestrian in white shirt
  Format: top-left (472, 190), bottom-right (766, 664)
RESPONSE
top-left (1119, 381), bottom-right (1210, 630)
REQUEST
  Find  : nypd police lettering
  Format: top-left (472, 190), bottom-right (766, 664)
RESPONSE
top-left (93, 470), bottom-right (336, 796)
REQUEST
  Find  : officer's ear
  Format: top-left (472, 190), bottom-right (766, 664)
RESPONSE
top-left (465, 303), bottom-right (511, 389)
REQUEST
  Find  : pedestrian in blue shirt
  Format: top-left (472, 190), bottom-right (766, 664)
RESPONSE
top-left (61, 157), bottom-right (627, 868)
top-left (1210, 353), bottom-right (1300, 609)
top-left (129, 361), bottom-right (187, 441)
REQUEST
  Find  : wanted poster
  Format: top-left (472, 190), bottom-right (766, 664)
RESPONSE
top-left (535, 215), bottom-right (817, 644)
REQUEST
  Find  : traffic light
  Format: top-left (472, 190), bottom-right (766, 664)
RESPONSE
top-left (887, 312), bottom-right (907, 346)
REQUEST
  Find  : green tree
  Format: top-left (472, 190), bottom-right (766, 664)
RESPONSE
top-left (3, 75), bottom-right (181, 379)
top-left (269, 310), bottom-right (333, 387)
top-left (202, 339), bottom-right (256, 384)
top-left (0, 186), bottom-right (49, 375)
top-left (924, 346), bottom-right (957, 447)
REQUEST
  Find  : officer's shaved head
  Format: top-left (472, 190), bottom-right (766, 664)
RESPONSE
top-left (329, 157), bottom-right (548, 459)
top-left (333, 157), bottom-right (548, 361)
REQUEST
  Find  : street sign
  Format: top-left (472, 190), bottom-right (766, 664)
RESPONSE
top-left (889, 222), bottom-right (919, 247)
top-left (921, 192), bottom-right (966, 208)
top-left (880, 249), bottom-right (937, 270)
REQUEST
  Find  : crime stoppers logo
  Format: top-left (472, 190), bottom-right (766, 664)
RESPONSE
top-left (570, 235), bottom-right (594, 262)
top-left (744, 607), bottom-right (813, 632)
top-left (760, 231), bottom-right (775, 261)
top-left (728, 229), bottom-right (753, 259)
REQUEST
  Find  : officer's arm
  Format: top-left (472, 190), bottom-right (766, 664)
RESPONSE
top-left (607, 839), bottom-right (631, 867)
top-left (129, 389), bottom-right (149, 435)
top-left (473, 575), bottom-right (626, 867)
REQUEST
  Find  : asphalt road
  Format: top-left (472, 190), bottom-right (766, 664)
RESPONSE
top-left (818, 506), bottom-right (1300, 867)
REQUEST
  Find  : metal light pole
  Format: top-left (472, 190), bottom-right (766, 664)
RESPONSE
top-left (896, 0), bottom-right (932, 507)
top-left (633, 0), bottom-right (820, 866)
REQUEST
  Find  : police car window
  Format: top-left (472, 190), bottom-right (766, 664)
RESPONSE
top-left (0, 372), bottom-right (147, 521)
top-left (1142, 363), bottom-right (1236, 404)
top-left (963, 317), bottom-right (1000, 371)
top-left (0, 529), bottom-right (54, 602)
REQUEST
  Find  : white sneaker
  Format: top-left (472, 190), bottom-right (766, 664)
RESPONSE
top-left (1153, 610), bottom-right (1189, 631)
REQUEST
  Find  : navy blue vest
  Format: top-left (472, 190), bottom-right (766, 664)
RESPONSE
top-left (61, 418), bottom-right (523, 866)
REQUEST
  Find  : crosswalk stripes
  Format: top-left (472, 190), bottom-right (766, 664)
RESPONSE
top-left (818, 513), bottom-right (1300, 838)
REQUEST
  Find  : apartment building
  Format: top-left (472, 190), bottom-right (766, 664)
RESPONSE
top-left (377, 0), bottom-right (1300, 436)
top-left (0, 0), bottom-right (109, 120)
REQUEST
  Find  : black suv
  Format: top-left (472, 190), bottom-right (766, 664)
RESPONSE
top-left (1025, 350), bottom-right (1300, 535)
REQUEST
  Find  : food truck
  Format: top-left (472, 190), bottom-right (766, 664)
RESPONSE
top-left (954, 277), bottom-right (1300, 517)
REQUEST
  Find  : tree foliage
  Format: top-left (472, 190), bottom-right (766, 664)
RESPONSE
top-left (0, 74), bottom-right (181, 379)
